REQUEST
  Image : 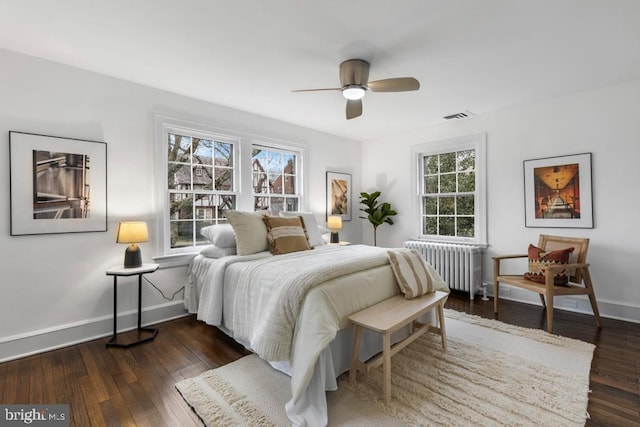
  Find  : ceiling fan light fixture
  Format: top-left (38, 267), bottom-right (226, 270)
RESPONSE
top-left (342, 85), bottom-right (365, 100)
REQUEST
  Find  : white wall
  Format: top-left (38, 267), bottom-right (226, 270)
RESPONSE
top-left (362, 79), bottom-right (640, 323)
top-left (0, 49), bottom-right (362, 361)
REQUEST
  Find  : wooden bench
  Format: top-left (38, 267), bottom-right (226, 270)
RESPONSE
top-left (347, 290), bottom-right (448, 403)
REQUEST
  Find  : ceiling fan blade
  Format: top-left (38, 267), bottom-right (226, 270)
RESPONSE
top-left (346, 99), bottom-right (362, 120)
top-left (291, 87), bottom-right (341, 93)
top-left (367, 77), bottom-right (420, 92)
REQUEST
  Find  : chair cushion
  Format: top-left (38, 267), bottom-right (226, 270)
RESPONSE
top-left (524, 244), bottom-right (574, 285)
top-left (262, 216), bottom-right (312, 255)
top-left (387, 248), bottom-right (436, 299)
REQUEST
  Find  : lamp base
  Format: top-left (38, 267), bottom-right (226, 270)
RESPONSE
top-left (124, 244), bottom-right (142, 268)
top-left (330, 231), bottom-right (340, 244)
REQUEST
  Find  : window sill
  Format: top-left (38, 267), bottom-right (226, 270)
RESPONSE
top-left (152, 252), bottom-right (198, 268)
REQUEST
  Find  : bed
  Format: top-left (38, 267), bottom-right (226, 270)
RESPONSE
top-left (184, 212), bottom-right (448, 426)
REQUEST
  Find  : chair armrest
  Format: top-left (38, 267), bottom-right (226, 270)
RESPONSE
top-left (492, 254), bottom-right (528, 261)
top-left (544, 262), bottom-right (590, 272)
top-left (493, 254), bottom-right (528, 280)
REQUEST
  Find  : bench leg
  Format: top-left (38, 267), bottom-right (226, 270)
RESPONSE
top-left (349, 325), bottom-right (363, 384)
top-left (437, 302), bottom-right (447, 351)
top-left (383, 331), bottom-right (392, 404)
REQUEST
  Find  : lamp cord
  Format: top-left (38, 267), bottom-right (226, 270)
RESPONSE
top-left (142, 276), bottom-right (185, 301)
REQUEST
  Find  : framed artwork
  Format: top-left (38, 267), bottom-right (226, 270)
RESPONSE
top-left (326, 171), bottom-right (352, 221)
top-left (523, 152), bottom-right (593, 228)
top-left (9, 131), bottom-right (107, 235)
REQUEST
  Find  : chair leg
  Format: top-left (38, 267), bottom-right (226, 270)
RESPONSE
top-left (581, 267), bottom-right (602, 328)
top-left (546, 293), bottom-right (553, 333)
top-left (539, 294), bottom-right (546, 307)
top-left (493, 258), bottom-right (500, 315)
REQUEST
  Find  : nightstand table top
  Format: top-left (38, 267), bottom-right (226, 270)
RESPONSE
top-left (106, 263), bottom-right (159, 276)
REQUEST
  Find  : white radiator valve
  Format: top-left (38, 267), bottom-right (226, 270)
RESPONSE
top-left (481, 283), bottom-right (489, 301)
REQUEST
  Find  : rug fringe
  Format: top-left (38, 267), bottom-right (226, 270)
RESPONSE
top-left (177, 370), bottom-right (276, 426)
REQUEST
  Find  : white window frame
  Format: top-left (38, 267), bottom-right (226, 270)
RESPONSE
top-left (411, 133), bottom-right (487, 246)
top-left (251, 141), bottom-right (304, 214)
top-left (154, 116), bottom-right (240, 259)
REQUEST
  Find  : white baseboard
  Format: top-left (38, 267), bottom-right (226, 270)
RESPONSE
top-left (485, 283), bottom-right (640, 324)
top-left (0, 300), bottom-right (189, 363)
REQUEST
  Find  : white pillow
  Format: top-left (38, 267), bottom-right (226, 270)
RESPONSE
top-left (200, 244), bottom-right (237, 258)
top-left (279, 211), bottom-right (325, 247)
top-left (225, 210), bottom-right (269, 255)
top-left (200, 223), bottom-right (236, 248)
top-left (387, 248), bottom-right (436, 299)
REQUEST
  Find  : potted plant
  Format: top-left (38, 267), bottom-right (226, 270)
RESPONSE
top-left (359, 191), bottom-right (397, 246)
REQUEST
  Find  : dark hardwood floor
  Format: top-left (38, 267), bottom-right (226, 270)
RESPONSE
top-left (1, 292), bottom-right (638, 426)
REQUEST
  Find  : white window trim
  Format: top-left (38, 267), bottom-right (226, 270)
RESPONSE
top-left (411, 133), bottom-right (487, 246)
top-left (153, 115), bottom-right (241, 261)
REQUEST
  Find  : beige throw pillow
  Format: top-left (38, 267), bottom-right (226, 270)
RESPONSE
top-left (225, 211), bottom-right (269, 255)
top-left (387, 248), bottom-right (435, 299)
top-left (263, 216), bottom-right (312, 255)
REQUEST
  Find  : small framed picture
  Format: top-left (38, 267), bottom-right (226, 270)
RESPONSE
top-left (326, 171), bottom-right (352, 221)
top-left (9, 131), bottom-right (107, 235)
top-left (523, 152), bottom-right (593, 228)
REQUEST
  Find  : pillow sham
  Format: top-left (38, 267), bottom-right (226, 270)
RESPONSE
top-left (387, 248), bottom-right (435, 299)
top-left (524, 244), bottom-right (574, 285)
top-left (200, 244), bottom-right (237, 259)
top-left (263, 216), bottom-right (312, 255)
top-left (279, 211), bottom-right (325, 247)
top-left (200, 223), bottom-right (236, 248)
top-left (225, 211), bottom-right (269, 255)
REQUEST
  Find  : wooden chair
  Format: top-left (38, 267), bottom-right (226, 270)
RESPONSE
top-left (493, 234), bottom-right (601, 333)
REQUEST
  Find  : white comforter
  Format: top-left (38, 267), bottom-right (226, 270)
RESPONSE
top-left (185, 244), bottom-right (448, 425)
top-left (228, 245), bottom-right (391, 361)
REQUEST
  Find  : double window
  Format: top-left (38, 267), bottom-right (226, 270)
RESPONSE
top-left (158, 117), bottom-right (304, 257)
top-left (414, 134), bottom-right (486, 245)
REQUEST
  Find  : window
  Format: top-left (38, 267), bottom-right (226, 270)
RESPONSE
top-left (251, 144), bottom-right (301, 214)
top-left (414, 134), bottom-right (486, 245)
top-left (165, 127), bottom-right (238, 252)
top-left (155, 116), bottom-right (305, 260)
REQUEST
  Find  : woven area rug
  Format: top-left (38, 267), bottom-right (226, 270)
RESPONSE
top-left (176, 309), bottom-right (595, 426)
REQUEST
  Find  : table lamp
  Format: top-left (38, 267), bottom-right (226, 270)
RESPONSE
top-left (327, 216), bottom-right (342, 244)
top-left (116, 221), bottom-right (148, 268)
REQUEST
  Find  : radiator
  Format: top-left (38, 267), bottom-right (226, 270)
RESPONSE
top-left (404, 240), bottom-right (482, 300)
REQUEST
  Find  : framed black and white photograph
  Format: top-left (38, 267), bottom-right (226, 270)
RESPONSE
top-left (326, 171), bottom-right (352, 221)
top-left (9, 131), bottom-right (107, 235)
top-left (524, 152), bottom-right (593, 228)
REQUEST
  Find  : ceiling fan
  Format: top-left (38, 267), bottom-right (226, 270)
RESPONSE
top-left (292, 59), bottom-right (420, 120)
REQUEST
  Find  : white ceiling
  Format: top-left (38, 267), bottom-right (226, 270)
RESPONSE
top-left (1, 0), bottom-right (639, 142)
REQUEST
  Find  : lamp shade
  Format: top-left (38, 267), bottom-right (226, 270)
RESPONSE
top-left (327, 216), bottom-right (342, 231)
top-left (117, 221), bottom-right (148, 268)
top-left (116, 221), bottom-right (149, 244)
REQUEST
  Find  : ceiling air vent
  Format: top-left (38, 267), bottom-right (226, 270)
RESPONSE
top-left (443, 111), bottom-right (474, 120)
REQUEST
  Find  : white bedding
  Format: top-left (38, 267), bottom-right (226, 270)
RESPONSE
top-left (185, 244), bottom-right (448, 426)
